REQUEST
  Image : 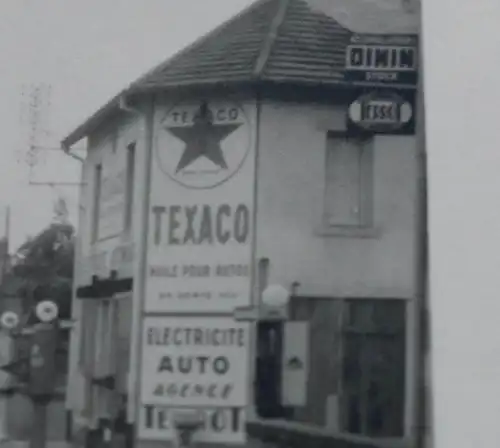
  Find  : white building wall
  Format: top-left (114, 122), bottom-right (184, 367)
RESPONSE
top-left (256, 100), bottom-right (418, 299)
top-left (67, 109), bottom-right (148, 426)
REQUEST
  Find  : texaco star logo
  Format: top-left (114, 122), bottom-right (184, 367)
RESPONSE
top-left (155, 101), bottom-right (251, 189)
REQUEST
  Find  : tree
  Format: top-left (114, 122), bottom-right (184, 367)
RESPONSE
top-left (0, 222), bottom-right (75, 378)
top-left (11, 222), bottom-right (75, 322)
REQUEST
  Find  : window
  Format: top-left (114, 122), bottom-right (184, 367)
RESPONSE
top-left (78, 300), bottom-right (101, 420)
top-left (79, 298), bottom-right (128, 419)
top-left (79, 300), bottom-right (98, 374)
top-left (91, 163), bottom-right (102, 242)
top-left (115, 294), bottom-right (133, 394)
top-left (95, 300), bottom-right (113, 378)
top-left (123, 142), bottom-right (136, 233)
top-left (340, 299), bottom-right (406, 437)
top-left (93, 300), bottom-right (113, 419)
top-left (324, 134), bottom-right (373, 227)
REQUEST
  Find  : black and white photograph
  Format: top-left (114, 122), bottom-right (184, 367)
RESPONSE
top-left (0, 0), bottom-right (496, 447)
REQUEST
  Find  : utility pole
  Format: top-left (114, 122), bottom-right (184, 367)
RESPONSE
top-left (17, 83), bottom-right (84, 236)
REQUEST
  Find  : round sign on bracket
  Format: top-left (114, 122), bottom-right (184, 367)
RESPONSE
top-left (348, 92), bottom-right (413, 133)
top-left (0, 311), bottom-right (19, 330)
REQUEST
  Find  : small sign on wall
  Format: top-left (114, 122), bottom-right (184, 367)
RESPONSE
top-left (138, 316), bottom-right (250, 444)
top-left (344, 34), bottom-right (418, 86)
top-left (140, 317), bottom-right (250, 408)
top-left (281, 321), bottom-right (309, 407)
top-left (347, 91), bottom-right (415, 135)
top-left (146, 100), bottom-right (256, 314)
top-left (139, 405), bottom-right (246, 444)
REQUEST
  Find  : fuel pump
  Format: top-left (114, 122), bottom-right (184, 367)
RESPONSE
top-left (0, 310), bottom-right (21, 441)
top-left (29, 300), bottom-right (61, 448)
top-left (29, 301), bottom-right (60, 400)
top-left (0, 300), bottom-right (67, 448)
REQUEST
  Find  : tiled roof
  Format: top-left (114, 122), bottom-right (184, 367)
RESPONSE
top-left (259, 0), bottom-right (350, 84)
top-left (131, 0), bottom-right (281, 90)
top-left (62, 0), bottom-right (416, 146)
top-left (130, 0), bottom-right (350, 91)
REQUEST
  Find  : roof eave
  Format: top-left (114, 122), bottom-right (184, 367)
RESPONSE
top-left (60, 79), bottom-right (256, 149)
top-left (60, 92), bottom-right (126, 150)
top-left (60, 77), bottom-right (255, 149)
top-left (60, 75), bottom-right (417, 150)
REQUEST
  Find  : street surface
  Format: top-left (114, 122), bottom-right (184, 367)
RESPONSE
top-left (0, 443), bottom-right (70, 448)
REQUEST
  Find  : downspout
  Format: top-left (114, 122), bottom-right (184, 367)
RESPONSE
top-left (59, 92), bottom-right (136, 162)
top-left (65, 158), bottom-right (86, 419)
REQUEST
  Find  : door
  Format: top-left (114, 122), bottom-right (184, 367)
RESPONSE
top-left (254, 321), bottom-right (285, 418)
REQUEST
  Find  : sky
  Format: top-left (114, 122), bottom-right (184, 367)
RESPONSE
top-left (0, 0), bottom-right (254, 250)
top-left (308, 0), bottom-right (418, 32)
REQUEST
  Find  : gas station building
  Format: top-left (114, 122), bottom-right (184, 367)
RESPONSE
top-left (61, 0), bottom-right (419, 446)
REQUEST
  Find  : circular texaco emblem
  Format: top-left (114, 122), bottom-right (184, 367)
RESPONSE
top-left (155, 101), bottom-right (251, 189)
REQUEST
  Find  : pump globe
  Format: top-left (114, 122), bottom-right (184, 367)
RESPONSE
top-left (0, 311), bottom-right (19, 330)
top-left (35, 300), bottom-right (59, 323)
top-left (261, 284), bottom-right (290, 307)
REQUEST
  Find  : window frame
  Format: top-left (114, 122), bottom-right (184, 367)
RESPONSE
top-left (123, 141), bottom-right (136, 234)
top-left (78, 300), bottom-right (98, 375)
top-left (91, 163), bottom-right (102, 243)
top-left (339, 298), bottom-right (407, 437)
top-left (322, 131), bottom-right (375, 231)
